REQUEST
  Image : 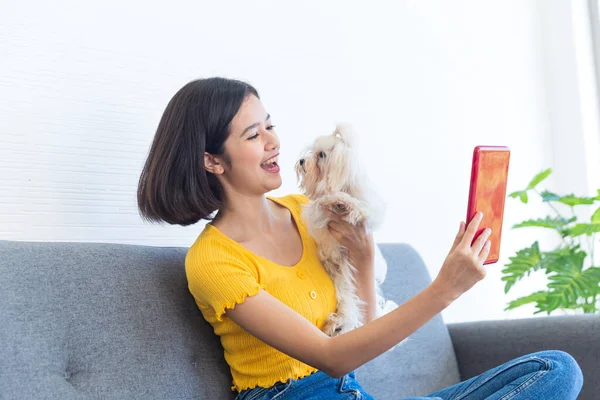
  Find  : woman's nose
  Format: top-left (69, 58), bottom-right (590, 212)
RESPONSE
top-left (264, 130), bottom-right (279, 150)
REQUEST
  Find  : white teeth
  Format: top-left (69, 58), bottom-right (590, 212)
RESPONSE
top-left (262, 156), bottom-right (278, 165)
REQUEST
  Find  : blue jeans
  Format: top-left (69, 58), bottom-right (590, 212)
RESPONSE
top-left (235, 350), bottom-right (583, 399)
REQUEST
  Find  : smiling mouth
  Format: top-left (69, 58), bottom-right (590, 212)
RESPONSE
top-left (261, 155), bottom-right (279, 172)
top-left (261, 155), bottom-right (279, 165)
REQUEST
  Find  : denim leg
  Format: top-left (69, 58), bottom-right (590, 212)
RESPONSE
top-left (235, 381), bottom-right (290, 400)
top-left (422, 350), bottom-right (583, 400)
top-left (337, 371), bottom-right (376, 399)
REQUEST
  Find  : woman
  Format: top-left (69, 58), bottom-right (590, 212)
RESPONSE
top-left (137, 77), bottom-right (583, 399)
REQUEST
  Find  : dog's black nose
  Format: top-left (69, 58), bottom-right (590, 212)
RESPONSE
top-left (299, 159), bottom-right (305, 166)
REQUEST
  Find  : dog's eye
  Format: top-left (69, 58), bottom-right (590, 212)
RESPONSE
top-left (318, 151), bottom-right (326, 158)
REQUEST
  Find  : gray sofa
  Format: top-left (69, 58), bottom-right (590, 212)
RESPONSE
top-left (1, 240), bottom-right (598, 399)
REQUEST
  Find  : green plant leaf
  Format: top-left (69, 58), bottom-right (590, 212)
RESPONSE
top-left (542, 292), bottom-right (565, 314)
top-left (540, 191), bottom-right (596, 206)
top-left (532, 295), bottom-right (559, 315)
top-left (508, 190), bottom-right (528, 204)
top-left (527, 265), bottom-right (600, 315)
top-left (578, 303), bottom-right (598, 313)
top-left (563, 302), bottom-right (597, 313)
top-left (545, 267), bottom-right (600, 311)
top-left (520, 191), bottom-right (528, 204)
top-left (564, 223), bottom-right (600, 237)
top-left (526, 169), bottom-right (552, 190)
top-left (512, 216), bottom-right (576, 230)
top-left (540, 190), bottom-right (561, 202)
top-left (557, 194), bottom-right (597, 206)
top-left (591, 207), bottom-right (600, 224)
top-left (501, 242), bottom-right (542, 293)
top-left (576, 267), bottom-right (600, 296)
top-left (504, 291), bottom-right (547, 311)
top-left (542, 245), bottom-right (586, 274)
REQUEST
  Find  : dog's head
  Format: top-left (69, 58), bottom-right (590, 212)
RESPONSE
top-left (295, 123), bottom-right (361, 199)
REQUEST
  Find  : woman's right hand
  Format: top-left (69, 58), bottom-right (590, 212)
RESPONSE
top-left (431, 212), bottom-right (492, 304)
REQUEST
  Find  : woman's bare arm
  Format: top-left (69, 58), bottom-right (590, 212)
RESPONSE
top-left (354, 268), bottom-right (377, 323)
top-left (228, 213), bottom-right (491, 378)
top-left (226, 283), bottom-right (451, 378)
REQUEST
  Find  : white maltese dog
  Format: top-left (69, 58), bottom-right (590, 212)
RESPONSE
top-left (296, 123), bottom-right (402, 339)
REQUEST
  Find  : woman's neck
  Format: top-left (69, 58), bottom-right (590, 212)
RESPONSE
top-left (212, 194), bottom-right (283, 242)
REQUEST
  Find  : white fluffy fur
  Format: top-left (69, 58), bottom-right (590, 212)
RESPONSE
top-left (296, 123), bottom-right (407, 347)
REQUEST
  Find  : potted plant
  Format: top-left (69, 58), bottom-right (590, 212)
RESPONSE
top-left (502, 168), bottom-right (600, 314)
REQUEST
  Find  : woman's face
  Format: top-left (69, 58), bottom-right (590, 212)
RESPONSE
top-left (218, 95), bottom-right (282, 196)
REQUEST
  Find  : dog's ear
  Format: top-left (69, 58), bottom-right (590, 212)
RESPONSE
top-left (332, 122), bottom-right (356, 147)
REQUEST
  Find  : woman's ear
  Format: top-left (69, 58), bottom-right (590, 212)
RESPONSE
top-left (204, 152), bottom-right (225, 175)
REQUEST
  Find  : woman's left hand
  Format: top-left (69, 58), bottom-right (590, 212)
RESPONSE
top-left (323, 209), bottom-right (375, 272)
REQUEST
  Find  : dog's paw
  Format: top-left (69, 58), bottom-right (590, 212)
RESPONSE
top-left (321, 193), bottom-right (369, 225)
top-left (322, 312), bottom-right (343, 337)
top-left (323, 198), bottom-right (350, 216)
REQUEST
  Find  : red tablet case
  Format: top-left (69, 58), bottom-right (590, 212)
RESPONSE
top-left (466, 146), bottom-right (511, 265)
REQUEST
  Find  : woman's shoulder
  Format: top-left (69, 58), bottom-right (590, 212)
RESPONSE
top-left (186, 225), bottom-right (246, 268)
top-left (286, 193), bottom-right (310, 205)
top-left (268, 193), bottom-right (310, 213)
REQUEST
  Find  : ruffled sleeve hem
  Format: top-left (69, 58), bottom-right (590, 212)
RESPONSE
top-left (214, 283), bottom-right (267, 322)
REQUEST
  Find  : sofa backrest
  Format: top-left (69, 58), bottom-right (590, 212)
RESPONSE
top-left (357, 244), bottom-right (460, 398)
top-left (0, 240), bottom-right (459, 399)
top-left (1, 240), bottom-right (231, 399)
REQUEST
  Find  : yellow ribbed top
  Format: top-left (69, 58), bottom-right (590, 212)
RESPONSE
top-left (185, 194), bottom-right (338, 393)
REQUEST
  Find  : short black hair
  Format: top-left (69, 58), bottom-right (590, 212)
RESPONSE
top-left (137, 77), bottom-right (259, 226)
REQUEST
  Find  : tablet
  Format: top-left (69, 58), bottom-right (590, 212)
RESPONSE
top-left (466, 146), bottom-right (511, 265)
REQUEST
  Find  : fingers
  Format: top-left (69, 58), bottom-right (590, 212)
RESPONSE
top-left (478, 239), bottom-right (491, 262)
top-left (325, 209), bottom-right (355, 233)
top-left (460, 212), bottom-right (483, 248)
top-left (323, 209), bottom-right (343, 223)
top-left (450, 221), bottom-right (466, 251)
top-left (327, 224), bottom-right (343, 242)
top-left (472, 228), bottom-right (492, 255)
top-left (324, 210), bottom-right (345, 237)
top-left (327, 219), bottom-right (343, 232)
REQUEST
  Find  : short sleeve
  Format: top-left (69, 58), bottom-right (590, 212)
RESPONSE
top-left (276, 194), bottom-right (310, 216)
top-left (185, 238), bottom-right (265, 322)
top-left (291, 193), bottom-right (310, 205)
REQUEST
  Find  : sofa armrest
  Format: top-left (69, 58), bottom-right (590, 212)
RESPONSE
top-left (447, 314), bottom-right (599, 398)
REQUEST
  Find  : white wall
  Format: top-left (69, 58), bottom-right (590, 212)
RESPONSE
top-left (1, 0), bottom-right (598, 324)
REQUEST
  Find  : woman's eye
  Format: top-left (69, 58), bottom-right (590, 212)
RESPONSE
top-left (248, 125), bottom-right (275, 140)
